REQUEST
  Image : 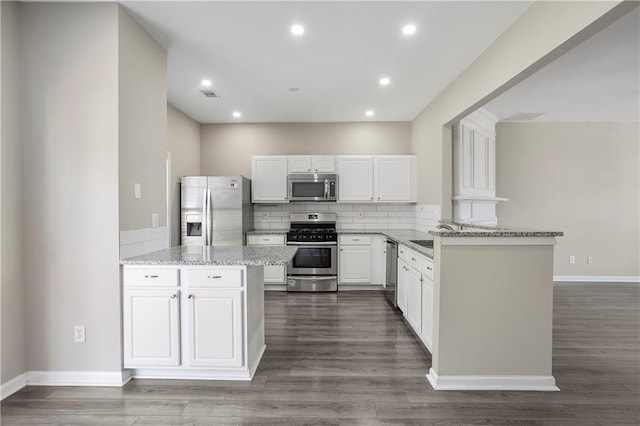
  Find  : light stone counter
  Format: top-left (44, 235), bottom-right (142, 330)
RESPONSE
top-left (120, 245), bottom-right (298, 266)
top-left (429, 223), bottom-right (563, 238)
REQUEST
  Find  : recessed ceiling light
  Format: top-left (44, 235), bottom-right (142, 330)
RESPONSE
top-left (232, 111), bottom-right (242, 118)
top-left (402, 24), bottom-right (417, 36)
top-left (201, 79), bottom-right (212, 87)
top-left (289, 87), bottom-right (299, 92)
top-left (365, 110), bottom-right (374, 117)
top-left (291, 24), bottom-right (305, 36)
top-left (379, 77), bottom-right (390, 86)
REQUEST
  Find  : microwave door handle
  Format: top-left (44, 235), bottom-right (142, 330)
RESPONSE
top-left (324, 180), bottom-right (329, 199)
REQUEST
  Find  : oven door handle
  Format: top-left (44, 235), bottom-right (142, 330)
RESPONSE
top-left (286, 242), bottom-right (337, 246)
top-left (288, 276), bottom-right (337, 280)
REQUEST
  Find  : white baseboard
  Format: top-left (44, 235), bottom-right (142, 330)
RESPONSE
top-left (554, 276), bottom-right (640, 283)
top-left (1, 373), bottom-right (27, 400)
top-left (129, 368), bottom-right (252, 381)
top-left (426, 368), bottom-right (559, 391)
top-left (26, 370), bottom-right (130, 387)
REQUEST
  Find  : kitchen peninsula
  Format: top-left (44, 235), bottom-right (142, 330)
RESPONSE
top-left (120, 245), bottom-right (297, 381)
top-left (427, 225), bottom-right (564, 391)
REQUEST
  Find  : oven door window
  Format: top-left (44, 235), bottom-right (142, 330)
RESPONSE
top-left (291, 181), bottom-right (325, 198)
top-left (293, 247), bottom-right (332, 269)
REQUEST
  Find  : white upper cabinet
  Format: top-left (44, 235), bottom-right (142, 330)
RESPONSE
top-left (452, 108), bottom-right (505, 224)
top-left (337, 155), bottom-right (416, 203)
top-left (337, 156), bottom-right (374, 201)
top-left (374, 156), bottom-right (416, 202)
top-left (288, 156), bottom-right (336, 173)
top-left (252, 156), bottom-right (288, 203)
top-left (453, 108), bottom-right (498, 197)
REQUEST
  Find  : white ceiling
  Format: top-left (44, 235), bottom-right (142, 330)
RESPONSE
top-left (484, 7), bottom-right (639, 122)
top-left (121, 1), bottom-right (531, 124)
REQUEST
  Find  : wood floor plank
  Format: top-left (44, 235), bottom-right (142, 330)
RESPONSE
top-left (2, 284), bottom-right (638, 424)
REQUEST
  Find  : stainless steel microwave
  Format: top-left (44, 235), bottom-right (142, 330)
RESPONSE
top-left (288, 173), bottom-right (337, 201)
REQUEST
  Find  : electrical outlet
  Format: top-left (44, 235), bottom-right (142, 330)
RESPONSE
top-left (569, 256), bottom-right (575, 264)
top-left (358, 211), bottom-right (365, 219)
top-left (262, 211), bottom-right (269, 218)
top-left (134, 183), bottom-right (141, 199)
top-left (587, 256), bottom-right (593, 264)
top-left (151, 213), bottom-right (159, 228)
top-left (74, 325), bottom-right (86, 343)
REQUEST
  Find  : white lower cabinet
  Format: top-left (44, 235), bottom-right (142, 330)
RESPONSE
top-left (186, 289), bottom-right (243, 368)
top-left (421, 275), bottom-right (434, 351)
top-left (397, 245), bottom-right (435, 354)
top-left (406, 266), bottom-right (422, 333)
top-left (122, 265), bottom-right (265, 380)
top-left (397, 258), bottom-right (409, 313)
top-left (338, 235), bottom-right (372, 285)
top-left (247, 234), bottom-right (286, 284)
top-left (123, 288), bottom-right (181, 367)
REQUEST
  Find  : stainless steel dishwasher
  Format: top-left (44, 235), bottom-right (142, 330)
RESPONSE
top-left (385, 239), bottom-right (398, 307)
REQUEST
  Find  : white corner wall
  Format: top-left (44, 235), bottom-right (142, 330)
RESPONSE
top-left (167, 103), bottom-right (200, 247)
top-left (1, 0), bottom-right (27, 397)
top-left (118, 5), bottom-right (168, 235)
top-left (21, 2), bottom-right (122, 376)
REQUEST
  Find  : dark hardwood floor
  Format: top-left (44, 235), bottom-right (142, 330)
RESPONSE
top-left (2, 283), bottom-right (639, 425)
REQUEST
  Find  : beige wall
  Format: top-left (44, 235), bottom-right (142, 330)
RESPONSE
top-left (435, 242), bottom-right (554, 377)
top-left (411, 1), bottom-right (633, 218)
top-left (21, 2), bottom-right (121, 372)
top-left (168, 104), bottom-right (200, 246)
top-left (118, 5), bottom-right (167, 231)
top-left (1, 0), bottom-right (26, 385)
top-left (200, 122), bottom-right (411, 177)
top-left (496, 122), bottom-right (640, 278)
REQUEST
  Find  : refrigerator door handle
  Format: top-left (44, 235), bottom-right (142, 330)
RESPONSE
top-left (207, 188), bottom-right (213, 246)
top-left (202, 188), bottom-right (209, 245)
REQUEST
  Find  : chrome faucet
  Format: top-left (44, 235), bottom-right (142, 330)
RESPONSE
top-left (436, 222), bottom-right (457, 231)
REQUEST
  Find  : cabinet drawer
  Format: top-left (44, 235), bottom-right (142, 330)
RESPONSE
top-left (407, 249), bottom-right (424, 272)
top-left (339, 235), bottom-right (371, 245)
top-left (187, 269), bottom-right (243, 288)
top-left (423, 258), bottom-right (434, 281)
top-left (398, 245), bottom-right (410, 263)
top-left (247, 234), bottom-right (285, 245)
top-left (123, 268), bottom-right (179, 287)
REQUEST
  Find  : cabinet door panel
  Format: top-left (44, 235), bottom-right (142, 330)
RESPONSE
top-left (288, 156), bottom-right (312, 173)
top-left (252, 156), bottom-right (288, 202)
top-left (337, 157), bottom-right (373, 201)
top-left (339, 245), bottom-right (372, 283)
top-left (421, 277), bottom-right (434, 351)
top-left (312, 156), bottom-right (336, 172)
top-left (407, 267), bottom-right (422, 334)
top-left (472, 131), bottom-right (488, 191)
top-left (375, 157), bottom-right (412, 201)
top-left (264, 265), bottom-right (286, 283)
top-left (123, 289), bottom-right (180, 367)
top-left (397, 259), bottom-right (409, 314)
top-left (187, 290), bottom-right (244, 367)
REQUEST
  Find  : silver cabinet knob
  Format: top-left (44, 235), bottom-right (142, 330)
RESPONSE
top-left (170, 294), bottom-right (177, 299)
top-left (188, 294), bottom-right (194, 299)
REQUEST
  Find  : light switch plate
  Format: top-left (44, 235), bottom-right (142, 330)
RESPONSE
top-left (134, 183), bottom-right (141, 199)
top-left (152, 213), bottom-right (159, 228)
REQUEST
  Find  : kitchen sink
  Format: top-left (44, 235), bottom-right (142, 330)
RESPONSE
top-left (410, 239), bottom-right (434, 248)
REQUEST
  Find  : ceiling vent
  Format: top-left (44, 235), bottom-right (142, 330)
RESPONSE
top-left (503, 112), bottom-right (546, 121)
top-left (200, 89), bottom-right (220, 98)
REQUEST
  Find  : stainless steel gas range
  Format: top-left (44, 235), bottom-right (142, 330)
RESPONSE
top-left (286, 212), bottom-right (338, 292)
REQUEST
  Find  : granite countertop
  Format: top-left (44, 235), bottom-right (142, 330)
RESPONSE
top-left (249, 228), bottom-right (435, 259)
top-left (121, 246), bottom-right (298, 266)
top-left (428, 223), bottom-right (564, 238)
top-left (246, 229), bottom-right (289, 235)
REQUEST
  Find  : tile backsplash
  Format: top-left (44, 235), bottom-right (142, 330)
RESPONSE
top-left (254, 203), bottom-right (440, 232)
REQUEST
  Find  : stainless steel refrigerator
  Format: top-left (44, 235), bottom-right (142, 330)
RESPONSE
top-left (181, 176), bottom-right (253, 246)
